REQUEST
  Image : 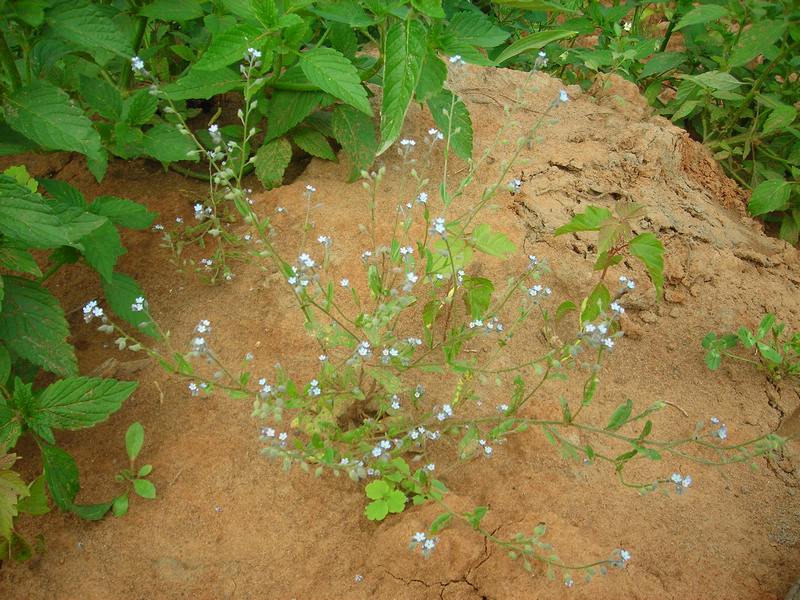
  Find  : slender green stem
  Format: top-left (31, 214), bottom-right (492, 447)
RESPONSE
top-left (120, 15), bottom-right (148, 90)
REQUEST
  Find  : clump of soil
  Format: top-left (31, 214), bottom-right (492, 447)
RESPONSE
top-left (1, 65), bottom-right (799, 599)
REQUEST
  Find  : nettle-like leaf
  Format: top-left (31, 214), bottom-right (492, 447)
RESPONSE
top-left (291, 128), bottom-right (336, 161)
top-left (628, 233), bottom-right (664, 299)
top-left (266, 90), bottom-right (332, 141)
top-left (142, 124), bottom-right (199, 164)
top-left (427, 89), bottom-right (473, 161)
top-left (0, 245), bottom-right (42, 278)
top-left (38, 441), bottom-right (78, 511)
top-left (123, 89), bottom-right (158, 127)
top-left (254, 138), bottom-right (292, 189)
top-left (139, 0), bottom-right (205, 21)
top-left (39, 178), bottom-right (88, 209)
top-left (300, 47), bottom-right (372, 116)
top-left (90, 196), bottom-right (156, 230)
top-left (79, 75), bottom-right (122, 121)
top-left (415, 49), bottom-right (447, 103)
top-left (0, 453), bottom-right (28, 540)
top-left (332, 104), bottom-right (378, 182)
top-left (26, 377), bottom-right (137, 440)
top-left (411, 0), bottom-right (444, 18)
top-left (471, 224), bottom-right (516, 258)
top-left (0, 396), bottom-right (22, 454)
top-left (79, 221), bottom-right (125, 283)
top-left (554, 206), bottom-right (612, 235)
top-left (748, 179), bottom-right (792, 216)
top-left (47, 1), bottom-right (132, 59)
top-left (193, 24), bottom-right (264, 71)
top-left (0, 276), bottom-right (77, 377)
top-left (162, 67), bottom-right (242, 100)
top-left (3, 81), bottom-right (106, 180)
top-left (463, 276), bottom-right (494, 319)
top-left (101, 271), bottom-right (160, 338)
top-left (378, 19), bottom-right (427, 154)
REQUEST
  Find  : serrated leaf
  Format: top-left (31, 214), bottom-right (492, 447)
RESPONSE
top-left (0, 124), bottom-right (38, 156)
top-left (331, 104), bottom-right (377, 181)
top-left (78, 220), bottom-right (125, 283)
top-left (0, 345), bottom-right (9, 386)
top-left (763, 105), bottom-right (797, 135)
top-left (38, 441), bottom-right (79, 510)
top-left (682, 71), bottom-right (742, 92)
top-left (446, 11), bottom-right (509, 48)
top-left (47, 1), bottom-right (131, 58)
top-left (411, 0), bottom-right (444, 17)
top-left (139, 0), bottom-right (205, 21)
top-left (90, 196), bottom-right (156, 230)
top-left (675, 5), bottom-right (729, 30)
top-left (462, 276), bottom-right (494, 318)
top-left (266, 90), bottom-right (330, 141)
top-left (554, 206), bottom-right (612, 235)
top-left (79, 75), bottom-right (122, 121)
top-left (639, 52), bottom-right (687, 78)
top-left (379, 20), bottom-right (427, 154)
top-left (427, 89), bottom-right (472, 161)
top-left (365, 499), bottom-right (388, 520)
top-left (492, 0), bottom-right (578, 11)
top-left (0, 277), bottom-right (76, 377)
top-left (126, 422), bottom-right (145, 462)
top-left (123, 89), bottom-right (158, 127)
top-left (143, 124), bottom-right (199, 164)
top-left (133, 478), bottom-right (156, 499)
top-left (748, 179), bottom-right (791, 216)
top-left (28, 376), bottom-right (136, 434)
top-left (252, 0), bottom-right (278, 28)
top-left (0, 454), bottom-right (28, 539)
top-left (628, 232), bottom-right (664, 299)
top-left (0, 397), bottom-right (22, 453)
top-left (254, 138), bottom-right (292, 189)
top-left (163, 67), bottom-right (242, 101)
top-left (471, 224), bottom-right (516, 258)
top-left (100, 272), bottom-right (159, 337)
top-left (495, 29), bottom-right (576, 65)
top-left (0, 246), bottom-right (42, 277)
top-left (4, 81), bottom-right (104, 165)
top-left (17, 475), bottom-right (49, 516)
top-left (309, 1), bottom-right (374, 26)
top-left (193, 24), bottom-right (262, 71)
top-left (300, 47), bottom-right (372, 116)
top-left (39, 178), bottom-right (87, 209)
top-left (415, 50), bottom-right (446, 103)
top-left (606, 399), bottom-right (633, 431)
top-left (729, 20), bottom-right (785, 68)
top-left (292, 128), bottom-right (336, 160)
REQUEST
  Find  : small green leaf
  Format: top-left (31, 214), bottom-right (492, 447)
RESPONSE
top-left (365, 499), bottom-right (388, 520)
top-left (430, 511), bottom-right (453, 533)
top-left (606, 399), bottom-right (633, 431)
top-left (139, 0), bottom-right (205, 20)
top-left (70, 501), bottom-right (112, 521)
top-left (495, 29), bottom-right (576, 65)
top-left (300, 47), bottom-right (372, 116)
top-left (762, 105), bottom-right (797, 135)
top-left (162, 67), bottom-right (242, 101)
top-left (112, 493), bottom-right (129, 517)
top-left (365, 479), bottom-right (390, 500)
top-left (554, 206), bottom-right (612, 235)
top-left (757, 342), bottom-right (782, 364)
top-left (331, 105), bottom-right (377, 182)
top-left (90, 196), bottom-right (156, 230)
top-left (471, 224), bottom-right (516, 258)
top-left (729, 20), bottom-right (785, 68)
top-left (291, 128), bottom-right (336, 161)
top-left (101, 272), bottom-right (160, 338)
top-left (580, 281), bottom-right (610, 323)
top-left (126, 422), bottom-right (145, 462)
top-left (143, 124), bottom-right (199, 164)
top-left (133, 479), bottom-right (156, 499)
top-left (138, 464), bottom-right (153, 477)
top-left (17, 475), bottom-right (49, 516)
top-left (462, 276), bottom-right (494, 318)
top-left (38, 441), bottom-right (79, 511)
top-left (411, 0), bottom-right (444, 17)
top-left (675, 5), bottom-right (729, 30)
top-left (254, 138), bottom-right (292, 190)
top-left (427, 89), bottom-right (473, 161)
top-left (386, 490), bottom-right (406, 513)
top-left (748, 179), bottom-right (792, 216)
top-left (628, 233), bottom-right (664, 299)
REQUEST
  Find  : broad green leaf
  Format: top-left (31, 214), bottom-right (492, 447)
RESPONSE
top-left (729, 21), bottom-right (785, 68)
top-left (491, 0), bottom-right (578, 11)
top-left (291, 128), bottom-right (336, 161)
top-left (193, 24), bottom-right (262, 71)
top-left (463, 276), bottom-right (494, 318)
top-left (300, 48), bottom-right (372, 116)
top-left (763, 105), bottom-right (797, 135)
top-left (446, 11), bottom-right (509, 48)
top-left (748, 179), bottom-right (792, 216)
top-left (415, 50), bottom-right (447, 103)
top-left (38, 441), bottom-right (79, 511)
top-left (628, 233), bottom-right (664, 299)
top-left (101, 272), bottom-right (160, 338)
top-left (0, 453), bottom-right (28, 539)
top-left (471, 224), bottom-right (516, 258)
top-left (0, 277), bottom-right (76, 377)
top-left (112, 493), bottom-right (129, 517)
top-left (365, 479), bottom-right (390, 500)
top-left (675, 5), bottom-right (729, 30)
top-left (126, 422), bottom-right (145, 462)
top-left (2, 166), bottom-right (36, 193)
top-left (113, 122), bottom-right (146, 159)
top-left (554, 206), bottom-right (612, 235)
top-left (670, 99), bottom-right (699, 122)
top-left (79, 75), bottom-right (122, 121)
top-left (580, 281), bottom-right (610, 323)
top-left (427, 89), bottom-right (473, 161)
top-left (0, 246), bottom-right (42, 277)
top-left (365, 499), bottom-right (388, 520)
top-left (39, 178), bottom-right (88, 209)
top-left (683, 71), bottom-right (742, 92)
top-left (0, 124), bottom-right (38, 156)
top-left (331, 104), bottom-right (377, 181)
top-left (310, 1), bottom-right (374, 26)
top-left (17, 475), bottom-right (49, 516)
top-left (133, 479), bottom-right (156, 499)
top-left (757, 342), bottom-right (783, 364)
top-left (329, 22), bottom-right (358, 59)
top-left (0, 397), bottom-right (22, 453)
top-left (386, 490), bottom-right (406, 513)
top-left (78, 220), bottom-right (125, 283)
top-left (70, 501), bottom-right (112, 520)
top-left (252, 0), bottom-right (278, 28)
top-left (143, 124), bottom-right (199, 164)
top-left (779, 211), bottom-right (799, 245)
top-left (162, 68), bottom-right (242, 101)
top-left (495, 30), bottom-right (576, 65)
top-left (266, 90), bottom-right (330, 141)
top-left (123, 89), bottom-right (158, 126)
top-left (639, 52), bottom-right (687, 78)
top-left (90, 196), bottom-right (156, 230)
top-left (47, 1), bottom-right (131, 58)
top-left (606, 399), bottom-right (633, 431)
top-left (4, 81), bottom-right (103, 166)
top-left (379, 20), bottom-right (427, 154)
top-left (254, 138), bottom-right (292, 189)
top-left (412, 0), bottom-right (444, 17)
top-left (365, 367), bottom-right (402, 394)
top-left (28, 376), bottom-right (137, 433)
top-left (139, 0), bottom-right (205, 21)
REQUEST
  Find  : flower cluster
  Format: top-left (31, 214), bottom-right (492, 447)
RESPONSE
top-left (410, 532), bottom-right (438, 557)
top-left (670, 472), bottom-right (692, 494)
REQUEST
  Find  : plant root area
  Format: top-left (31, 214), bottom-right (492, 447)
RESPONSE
top-left (2, 67), bottom-right (800, 599)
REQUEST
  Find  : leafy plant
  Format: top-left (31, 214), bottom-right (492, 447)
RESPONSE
top-left (485, 0), bottom-right (800, 243)
top-left (112, 421), bottom-right (156, 517)
top-left (703, 313), bottom-right (800, 384)
top-left (0, 164), bottom-right (158, 557)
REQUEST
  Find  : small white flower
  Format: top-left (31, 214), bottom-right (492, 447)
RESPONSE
top-left (449, 55), bottom-right (465, 65)
top-left (413, 532), bottom-right (426, 543)
top-left (305, 184), bottom-right (316, 193)
top-left (416, 192), bottom-right (428, 204)
top-left (426, 463), bottom-right (435, 471)
top-left (319, 354), bottom-right (328, 362)
top-left (620, 549), bottom-right (631, 562)
top-left (317, 235), bottom-right (331, 247)
top-left (432, 217), bottom-right (446, 235)
top-left (497, 404), bottom-right (509, 413)
top-left (623, 21), bottom-right (632, 32)
top-left (340, 278), bottom-right (350, 288)
top-left (399, 138), bottom-right (416, 147)
top-left (559, 89), bottom-right (569, 103)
